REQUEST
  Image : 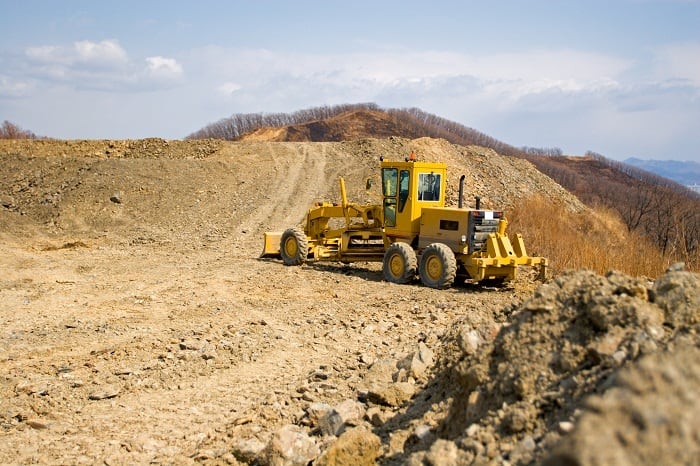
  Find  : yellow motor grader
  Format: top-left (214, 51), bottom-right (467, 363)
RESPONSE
top-left (261, 155), bottom-right (547, 289)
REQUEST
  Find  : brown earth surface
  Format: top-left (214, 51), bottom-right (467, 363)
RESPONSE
top-left (0, 138), bottom-right (698, 465)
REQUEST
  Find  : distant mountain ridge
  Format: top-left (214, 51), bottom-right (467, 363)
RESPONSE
top-left (624, 157), bottom-right (700, 186)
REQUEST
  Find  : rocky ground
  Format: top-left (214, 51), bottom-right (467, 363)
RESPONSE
top-left (0, 138), bottom-right (697, 465)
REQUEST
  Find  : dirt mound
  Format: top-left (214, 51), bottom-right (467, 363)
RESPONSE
top-left (395, 267), bottom-right (699, 465)
top-left (0, 138), bottom-right (225, 159)
top-left (543, 343), bottom-right (700, 466)
top-left (0, 137), bottom-right (581, 251)
top-left (1, 138), bottom-right (694, 465)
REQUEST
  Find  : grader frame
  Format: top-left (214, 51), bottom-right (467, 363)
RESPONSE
top-left (261, 157), bottom-right (547, 289)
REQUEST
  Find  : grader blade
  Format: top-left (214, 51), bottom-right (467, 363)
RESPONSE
top-left (260, 231), bottom-right (282, 258)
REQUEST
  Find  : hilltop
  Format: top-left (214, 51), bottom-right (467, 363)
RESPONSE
top-left (187, 104), bottom-right (523, 158)
top-left (239, 109), bottom-right (425, 142)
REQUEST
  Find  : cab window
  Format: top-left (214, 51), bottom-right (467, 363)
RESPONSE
top-left (418, 172), bottom-right (441, 201)
top-left (382, 168), bottom-right (398, 227)
top-left (383, 199), bottom-right (397, 227)
top-left (382, 168), bottom-right (398, 197)
top-left (398, 170), bottom-right (410, 213)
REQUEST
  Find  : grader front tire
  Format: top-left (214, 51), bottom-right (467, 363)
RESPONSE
top-left (419, 243), bottom-right (457, 289)
top-left (383, 242), bottom-right (417, 284)
top-left (280, 228), bottom-right (309, 266)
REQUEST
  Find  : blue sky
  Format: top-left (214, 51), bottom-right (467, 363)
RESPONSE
top-left (1, 0), bottom-right (699, 162)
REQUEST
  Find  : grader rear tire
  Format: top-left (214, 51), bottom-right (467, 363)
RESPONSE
top-left (383, 242), bottom-right (417, 284)
top-left (419, 243), bottom-right (457, 289)
top-left (280, 228), bottom-right (308, 266)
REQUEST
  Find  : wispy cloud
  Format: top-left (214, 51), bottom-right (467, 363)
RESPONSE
top-left (26, 39), bottom-right (128, 68)
top-left (0, 75), bottom-right (33, 98)
top-left (196, 46), bottom-right (634, 111)
top-left (217, 81), bottom-right (241, 96)
top-left (22, 39), bottom-right (182, 91)
top-left (652, 43), bottom-right (700, 87)
top-left (146, 56), bottom-right (184, 79)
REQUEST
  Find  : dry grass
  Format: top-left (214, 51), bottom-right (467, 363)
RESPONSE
top-left (507, 196), bottom-right (668, 278)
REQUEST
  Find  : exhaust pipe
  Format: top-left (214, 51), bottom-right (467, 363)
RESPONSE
top-left (458, 175), bottom-right (466, 208)
top-left (475, 196), bottom-right (481, 210)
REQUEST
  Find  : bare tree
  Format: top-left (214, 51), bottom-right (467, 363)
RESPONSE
top-left (0, 120), bottom-right (38, 139)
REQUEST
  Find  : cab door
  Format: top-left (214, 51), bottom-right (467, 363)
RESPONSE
top-left (382, 167), bottom-right (412, 237)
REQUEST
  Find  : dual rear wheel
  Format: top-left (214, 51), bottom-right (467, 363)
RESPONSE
top-left (383, 242), bottom-right (457, 289)
top-left (418, 243), bottom-right (457, 289)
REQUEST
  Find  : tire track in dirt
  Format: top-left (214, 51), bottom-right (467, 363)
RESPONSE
top-left (183, 143), bottom-right (382, 416)
top-left (222, 142), bottom-right (327, 255)
top-left (113, 142), bottom-right (340, 443)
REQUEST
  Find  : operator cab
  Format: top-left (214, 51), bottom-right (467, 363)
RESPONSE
top-left (380, 158), bottom-right (447, 244)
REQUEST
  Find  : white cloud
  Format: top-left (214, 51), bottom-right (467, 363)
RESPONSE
top-left (26, 40), bottom-right (128, 68)
top-left (25, 45), bottom-right (68, 64)
top-left (20, 40), bottom-right (183, 91)
top-left (0, 75), bottom-right (33, 97)
top-left (217, 81), bottom-right (242, 96)
top-left (192, 46), bottom-right (633, 112)
top-left (146, 56), bottom-right (183, 78)
top-left (74, 40), bottom-right (128, 66)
